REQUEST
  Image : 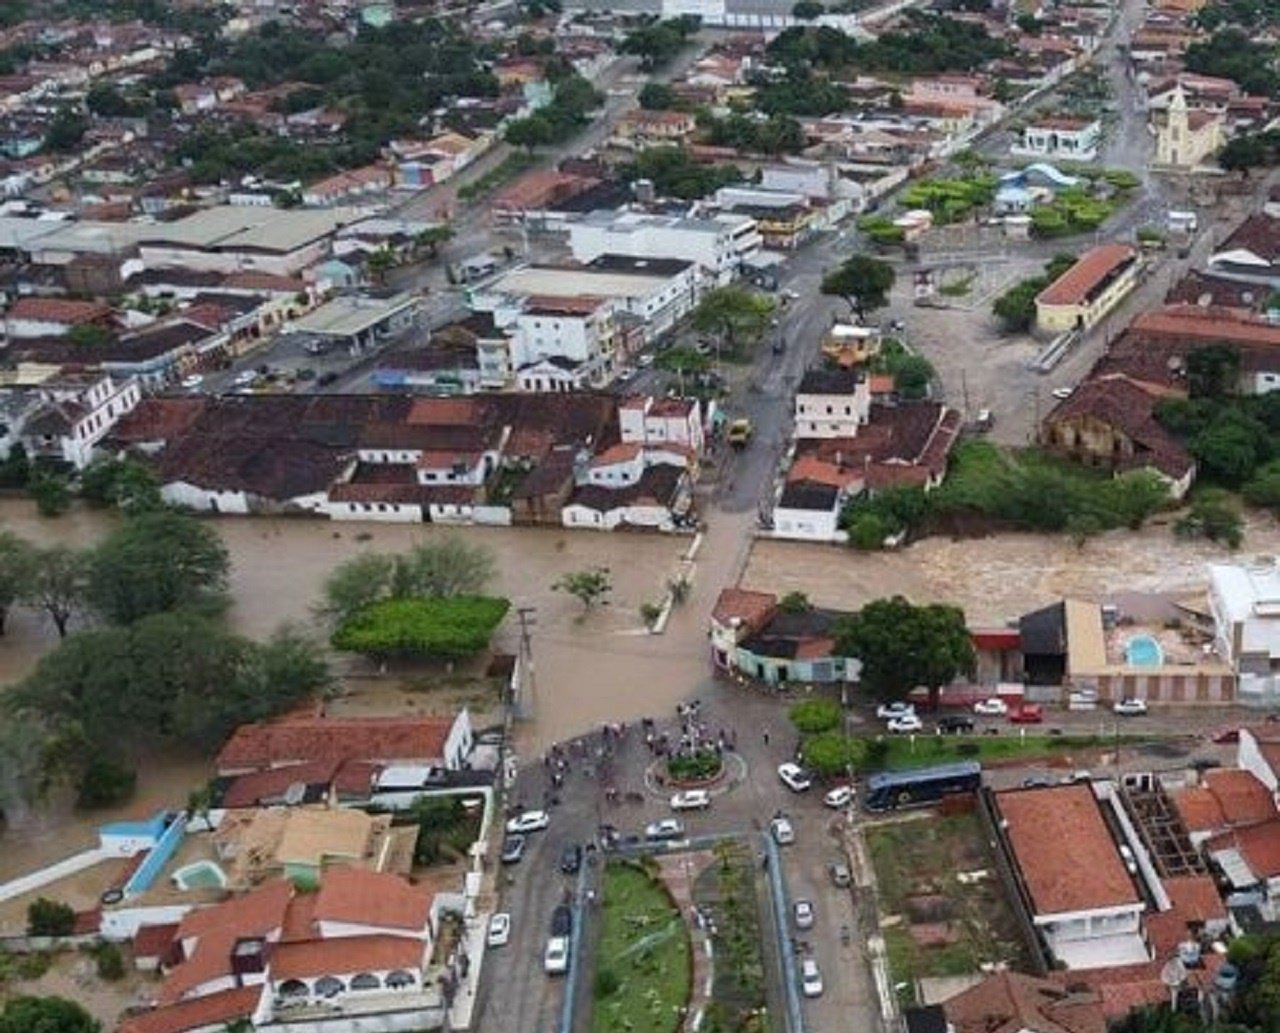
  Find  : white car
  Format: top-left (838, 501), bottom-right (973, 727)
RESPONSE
top-left (973, 698), bottom-right (1009, 716)
top-left (793, 899), bottom-right (815, 929)
top-left (1113, 698), bottom-right (1148, 716)
top-left (1051, 386), bottom-right (1074, 400)
top-left (505, 809), bottom-right (550, 834)
top-left (778, 762), bottom-right (813, 793)
top-left (887, 714), bottom-right (924, 734)
top-left (801, 957), bottom-right (824, 997)
top-left (544, 936), bottom-right (569, 975)
top-left (232, 370), bottom-right (257, 386)
top-left (180, 374), bottom-right (204, 389)
top-left (645, 818), bottom-right (686, 841)
top-left (771, 816), bottom-right (795, 845)
top-left (670, 789), bottom-right (711, 811)
top-left (824, 785), bottom-right (854, 809)
top-left (487, 912), bottom-right (511, 947)
top-left (876, 702), bottom-right (916, 721)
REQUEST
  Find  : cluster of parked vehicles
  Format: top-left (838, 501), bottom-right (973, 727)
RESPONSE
top-left (874, 694), bottom-right (1148, 735)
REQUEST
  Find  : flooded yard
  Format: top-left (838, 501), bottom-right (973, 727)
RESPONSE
top-left (744, 514), bottom-right (1280, 626)
top-left (0, 500), bottom-right (748, 876)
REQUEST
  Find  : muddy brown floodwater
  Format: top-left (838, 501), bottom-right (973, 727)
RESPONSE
top-left (0, 500), bottom-right (749, 875)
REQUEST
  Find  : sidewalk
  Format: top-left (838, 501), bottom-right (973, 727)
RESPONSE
top-left (656, 850), bottom-right (716, 1032)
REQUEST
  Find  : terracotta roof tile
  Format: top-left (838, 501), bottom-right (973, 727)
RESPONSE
top-left (7, 297), bottom-right (113, 324)
top-left (216, 714), bottom-right (457, 773)
top-left (1170, 786), bottom-right (1226, 834)
top-left (314, 867), bottom-right (433, 931)
top-left (995, 784), bottom-right (1140, 915)
top-left (1203, 768), bottom-right (1277, 826)
top-left (118, 986), bottom-right (261, 1033)
top-left (944, 971), bottom-right (1106, 1033)
top-left (1037, 245), bottom-right (1138, 307)
top-left (269, 934), bottom-right (424, 980)
top-left (1164, 874), bottom-right (1227, 925)
top-left (711, 588), bottom-right (776, 630)
top-left (1207, 818), bottom-right (1280, 878)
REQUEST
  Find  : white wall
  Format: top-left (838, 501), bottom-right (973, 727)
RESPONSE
top-left (161, 482), bottom-right (252, 514)
top-left (100, 903), bottom-right (193, 942)
top-left (327, 501), bottom-right (424, 523)
top-left (772, 504), bottom-right (840, 542)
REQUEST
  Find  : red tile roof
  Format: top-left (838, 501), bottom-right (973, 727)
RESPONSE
top-left (270, 934), bottom-right (425, 980)
top-left (944, 971), bottom-right (1106, 1033)
top-left (216, 713), bottom-right (457, 773)
top-left (133, 922), bottom-right (180, 961)
top-left (6, 297), bottom-right (112, 324)
top-left (995, 784), bottom-right (1140, 915)
top-left (219, 760), bottom-right (339, 808)
top-left (1207, 818), bottom-right (1280, 878)
top-left (1170, 786), bottom-right (1226, 834)
top-left (314, 867), bottom-right (433, 931)
top-left (711, 588), bottom-right (777, 631)
top-left (1164, 874), bottom-right (1227, 925)
top-left (1203, 768), bottom-right (1277, 826)
top-left (118, 986), bottom-right (261, 1033)
top-left (1037, 244), bottom-right (1138, 307)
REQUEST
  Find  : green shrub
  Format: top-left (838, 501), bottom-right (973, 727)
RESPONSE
top-left (15, 952), bottom-right (52, 980)
top-left (95, 943), bottom-right (125, 981)
top-left (26, 899), bottom-right (75, 938)
top-left (667, 749), bottom-right (722, 781)
top-left (594, 968), bottom-right (620, 998)
top-left (331, 595), bottom-right (510, 660)
top-left (76, 760), bottom-right (137, 810)
top-left (789, 698), bottom-right (842, 735)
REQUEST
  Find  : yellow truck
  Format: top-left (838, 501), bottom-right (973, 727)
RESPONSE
top-left (727, 418), bottom-right (754, 449)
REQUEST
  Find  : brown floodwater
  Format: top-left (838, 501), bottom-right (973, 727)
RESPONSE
top-left (0, 499), bottom-right (747, 871)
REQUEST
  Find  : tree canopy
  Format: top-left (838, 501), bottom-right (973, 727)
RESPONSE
top-left (0, 995), bottom-right (99, 1033)
top-left (618, 15), bottom-right (700, 70)
top-left (331, 596), bottom-right (510, 661)
top-left (691, 286), bottom-right (776, 352)
top-left (820, 255), bottom-right (895, 322)
top-left (321, 538), bottom-right (497, 623)
top-left (83, 511), bottom-right (229, 624)
top-left (834, 596), bottom-right (974, 707)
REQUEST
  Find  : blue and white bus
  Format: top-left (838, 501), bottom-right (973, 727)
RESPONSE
top-left (862, 761), bottom-right (982, 812)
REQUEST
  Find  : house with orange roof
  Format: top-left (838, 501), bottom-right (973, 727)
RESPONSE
top-left (118, 868), bottom-right (444, 1033)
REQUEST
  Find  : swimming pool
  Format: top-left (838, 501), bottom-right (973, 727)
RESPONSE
top-left (1125, 634), bottom-right (1164, 667)
top-left (172, 860), bottom-right (227, 891)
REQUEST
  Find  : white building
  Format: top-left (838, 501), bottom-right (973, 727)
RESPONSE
top-left (19, 373), bottom-right (141, 469)
top-left (772, 482), bottom-right (843, 542)
top-left (567, 210), bottom-right (761, 286)
top-left (510, 296), bottom-right (615, 391)
top-left (1011, 117), bottom-right (1101, 162)
top-left (618, 395), bottom-right (704, 453)
top-left (995, 783), bottom-right (1149, 970)
top-left (794, 368), bottom-right (871, 439)
top-left (469, 255), bottom-right (701, 345)
top-left (1209, 563), bottom-right (1280, 704)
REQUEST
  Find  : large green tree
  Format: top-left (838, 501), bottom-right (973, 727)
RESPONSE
top-left (0, 530), bottom-right (34, 635)
top-left (85, 511), bottom-right (229, 624)
top-left (320, 538), bottom-right (497, 623)
top-left (23, 546), bottom-right (86, 639)
top-left (332, 596), bottom-right (510, 662)
top-left (691, 286), bottom-right (776, 355)
top-left (820, 255), bottom-right (895, 323)
top-left (0, 996), bottom-right (99, 1033)
top-left (834, 596), bottom-right (974, 709)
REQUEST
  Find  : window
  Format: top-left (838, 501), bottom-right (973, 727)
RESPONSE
top-left (351, 973), bottom-right (379, 991)
top-left (315, 976), bottom-right (343, 998)
top-left (386, 970), bottom-right (415, 989)
top-left (278, 979), bottom-right (308, 998)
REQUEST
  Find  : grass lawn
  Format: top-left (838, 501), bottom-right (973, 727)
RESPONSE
top-left (867, 813), bottom-right (1030, 1005)
top-left (870, 732), bottom-right (1144, 771)
top-left (592, 861), bottom-right (691, 1033)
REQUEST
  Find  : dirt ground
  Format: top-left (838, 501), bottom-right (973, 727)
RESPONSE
top-left (0, 948), bottom-right (156, 1025)
top-left (743, 512), bottom-right (1280, 626)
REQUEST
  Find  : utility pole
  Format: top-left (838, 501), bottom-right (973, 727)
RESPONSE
top-left (513, 606), bottom-right (537, 722)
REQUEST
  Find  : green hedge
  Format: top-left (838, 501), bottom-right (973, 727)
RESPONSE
top-left (331, 595), bottom-right (509, 659)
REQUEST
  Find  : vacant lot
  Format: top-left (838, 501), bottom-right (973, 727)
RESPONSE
top-left (592, 860), bottom-right (691, 1033)
top-left (866, 812), bottom-right (1030, 1005)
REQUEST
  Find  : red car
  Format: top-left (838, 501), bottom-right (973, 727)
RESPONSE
top-left (1211, 728), bottom-right (1240, 744)
top-left (1008, 704), bottom-right (1044, 724)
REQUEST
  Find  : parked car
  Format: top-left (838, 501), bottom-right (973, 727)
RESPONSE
top-left (1051, 386), bottom-right (1074, 400)
top-left (876, 702), bottom-right (915, 721)
top-left (1113, 698), bottom-right (1148, 716)
top-left (973, 698), bottom-right (1008, 716)
top-left (317, 371), bottom-right (339, 387)
top-left (559, 843), bottom-right (583, 875)
top-left (938, 715), bottom-right (975, 734)
top-left (887, 714), bottom-right (924, 733)
top-left (1008, 704), bottom-right (1044, 724)
top-left (1061, 769), bottom-right (1092, 784)
top-left (544, 937), bottom-right (569, 975)
top-left (824, 785), bottom-right (854, 809)
top-left (778, 762), bottom-right (813, 793)
top-left (232, 370), bottom-right (257, 386)
top-left (501, 834), bottom-right (527, 864)
top-left (551, 904), bottom-right (572, 938)
top-left (801, 957), bottom-right (824, 997)
top-left (1119, 844), bottom-right (1138, 874)
top-left (829, 862), bottom-right (852, 888)
top-left (506, 810), bottom-right (550, 834)
top-left (645, 818), bottom-right (685, 841)
top-left (771, 816), bottom-right (795, 845)
top-left (671, 789), bottom-right (711, 811)
top-left (794, 900), bottom-right (815, 930)
top-left (1021, 775), bottom-right (1052, 788)
top-left (487, 912), bottom-right (511, 947)
top-left (1211, 728), bottom-right (1241, 744)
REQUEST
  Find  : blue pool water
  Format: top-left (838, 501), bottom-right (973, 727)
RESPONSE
top-left (1125, 634), bottom-right (1164, 667)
